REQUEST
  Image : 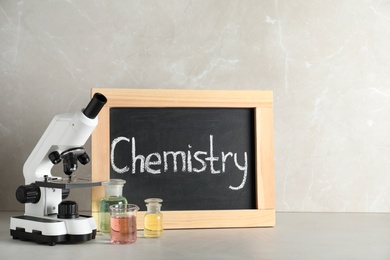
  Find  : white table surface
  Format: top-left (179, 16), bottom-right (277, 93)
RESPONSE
top-left (1, 212), bottom-right (389, 259)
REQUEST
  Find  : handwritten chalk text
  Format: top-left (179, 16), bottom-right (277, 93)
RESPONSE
top-left (110, 135), bottom-right (247, 190)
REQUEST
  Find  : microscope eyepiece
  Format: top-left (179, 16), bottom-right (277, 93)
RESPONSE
top-left (83, 93), bottom-right (107, 119)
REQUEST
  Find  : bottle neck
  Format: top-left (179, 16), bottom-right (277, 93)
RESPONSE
top-left (104, 185), bottom-right (123, 197)
top-left (147, 205), bottom-right (161, 214)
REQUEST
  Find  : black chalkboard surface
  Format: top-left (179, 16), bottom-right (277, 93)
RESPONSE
top-left (91, 88), bottom-right (275, 229)
top-left (109, 108), bottom-right (256, 211)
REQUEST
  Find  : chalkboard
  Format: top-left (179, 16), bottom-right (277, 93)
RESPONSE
top-left (109, 108), bottom-right (256, 211)
top-left (91, 89), bottom-right (275, 229)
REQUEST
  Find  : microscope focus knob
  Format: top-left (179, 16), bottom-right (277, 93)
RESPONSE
top-left (58, 200), bottom-right (79, 219)
top-left (16, 184), bottom-right (41, 204)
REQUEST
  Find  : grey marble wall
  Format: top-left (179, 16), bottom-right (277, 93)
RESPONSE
top-left (1, 1), bottom-right (389, 212)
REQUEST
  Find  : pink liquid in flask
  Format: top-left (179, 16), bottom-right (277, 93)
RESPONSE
top-left (110, 215), bottom-right (137, 244)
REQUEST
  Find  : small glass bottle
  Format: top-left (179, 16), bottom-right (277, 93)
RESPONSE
top-left (99, 179), bottom-right (127, 233)
top-left (144, 198), bottom-right (163, 238)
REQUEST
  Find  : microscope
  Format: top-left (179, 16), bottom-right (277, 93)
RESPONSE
top-left (10, 92), bottom-right (107, 246)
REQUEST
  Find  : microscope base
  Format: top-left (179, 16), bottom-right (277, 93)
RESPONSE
top-left (10, 215), bottom-right (97, 246)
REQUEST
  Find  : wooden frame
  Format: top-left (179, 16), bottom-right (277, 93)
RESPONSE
top-left (91, 88), bottom-right (275, 229)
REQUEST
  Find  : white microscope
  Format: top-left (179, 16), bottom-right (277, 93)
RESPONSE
top-left (10, 92), bottom-right (107, 246)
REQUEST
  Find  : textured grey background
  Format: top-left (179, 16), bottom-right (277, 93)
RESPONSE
top-left (1, 1), bottom-right (390, 212)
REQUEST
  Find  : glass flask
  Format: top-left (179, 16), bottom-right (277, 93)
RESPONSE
top-left (99, 179), bottom-right (127, 233)
top-left (144, 198), bottom-right (163, 238)
top-left (110, 203), bottom-right (139, 244)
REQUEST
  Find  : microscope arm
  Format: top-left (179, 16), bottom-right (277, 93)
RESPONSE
top-left (20, 93), bottom-right (107, 217)
top-left (23, 93), bottom-right (107, 184)
top-left (23, 111), bottom-right (96, 184)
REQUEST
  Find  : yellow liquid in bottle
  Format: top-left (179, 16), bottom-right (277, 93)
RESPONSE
top-left (144, 213), bottom-right (163, 238)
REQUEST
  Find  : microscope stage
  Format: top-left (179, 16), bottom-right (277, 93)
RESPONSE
top-left (35, 180), bottom-right (101, 189)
